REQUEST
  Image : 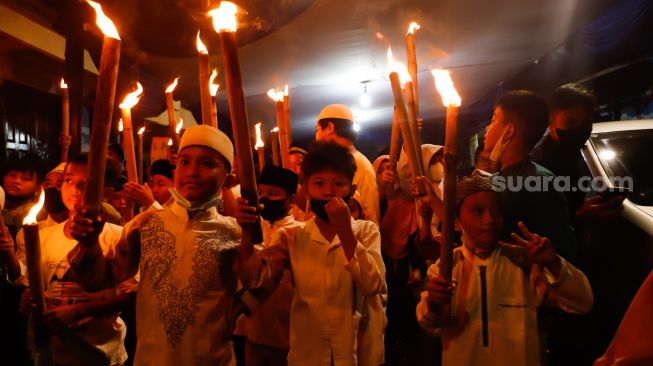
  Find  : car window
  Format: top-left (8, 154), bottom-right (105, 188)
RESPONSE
top-left (590, 129), bottom-right (653, 206)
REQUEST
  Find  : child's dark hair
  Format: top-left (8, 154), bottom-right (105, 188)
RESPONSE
top-left (301, 142), bottom-right (357, 181)
top-left (108, 143), bottom-right (125, 163)
top-left (548, 83), bottom-right (596, 113)
top-left (2, 153), bottom-right (44, 183)
top-left (65, 153), bottom-right (120, 187)
top-left (317, 118), bottom-right (357, 143)
top-left (495, 90), bottom-right (549, 150)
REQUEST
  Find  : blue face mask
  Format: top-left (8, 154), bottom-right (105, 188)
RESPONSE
top-left (169, 187), bottom-right (221, 212)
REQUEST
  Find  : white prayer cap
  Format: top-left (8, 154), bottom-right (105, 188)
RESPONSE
top-left (46, 163), bottom-right (66, 178)
top-left (317, 104), bottom-right (354, 122)
top-left (178, 125), bottom-right (234, 170)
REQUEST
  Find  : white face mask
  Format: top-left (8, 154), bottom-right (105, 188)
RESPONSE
top-left (169, 187), bottom-right (222, 212)
top-left (430, 162), bottom-right (444, 182)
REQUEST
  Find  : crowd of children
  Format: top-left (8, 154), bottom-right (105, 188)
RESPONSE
top-left (0, 85), bottom-right (649, 366)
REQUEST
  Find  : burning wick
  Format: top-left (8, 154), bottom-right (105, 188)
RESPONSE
top-left (407, 22), bottom-right (421, 35)
top-left (267, 88), bottom-right (284, 102)
top-left (60, 78), bottom-right (68, 89)
top-left (137, 127), bottom-right (145, 135)
top-left (23, 191), bottom-right (45, 225)
top-left (254, 123), bottom-right (264, 149)
top-left (165, 77), bottom-right (179, 93)
top-left (386, 46), bottom-right (412, 86)
top-left (86, 0), bottom-right (120, 40)
top-left (209, 2), bottom-right (239, 33)
top-left (431, 69), bottom-right (461, 107)
top-left (119, 82), bottom-right (144, 109)
top-left (209, 69), bottom-right (219, 96)
top-left (118, 119), bottom-right (123, 132)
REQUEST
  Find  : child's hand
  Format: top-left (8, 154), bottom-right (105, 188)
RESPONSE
top-left (70, 205), bottom-right (105, 246)
top-left (378, 170), bottom-right (396, 189)
top-left (502, 221), bottom-right (561, 275)
top-left (234, 197), bottom-right (261, 225)
top-left (576, 195), bottom-right (624, 224)
top-left (413, 176), bottom-right (444, 220)
top-left (124, 182), bottom-right (155, 207)
top-left (42, 305), bottom-right (82, 334)
top-left (417, 200), bottom-right (433, 220)
top-left (426, 275), bottom-right (454, 306)
top-left (325, 196), bottom-right (353, 233)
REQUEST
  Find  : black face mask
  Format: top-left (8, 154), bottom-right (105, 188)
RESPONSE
top-left (556, 127), bottom-right (592, 150)
top-left (310, 195), bottom-right (353, 223)
top-left (259, 197), bottom-right (288, 223)
top-left (44, 188), bottom-right (66, 214)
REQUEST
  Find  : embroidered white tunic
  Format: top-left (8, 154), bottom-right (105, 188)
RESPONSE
top-left (241, 217), bottom-right (384, 366)
top-left (68, 202), bottom-right (242, 366)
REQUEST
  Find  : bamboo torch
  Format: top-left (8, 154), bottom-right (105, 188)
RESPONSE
top-left (118, 82), bottom-right (143, 184)
top-left (197, 32), bottom-right (214, 127)
top-left (270, 127), bottom-right (280, 166)
top-left (267, 88), bottom-right (290, 169)
top-left (59, 78), bottom-right (70, 162)
top-left (165, 77), bottom-right (180, 147)
top-left (83, 0), bottom-right (121, 214)
top-left (254, 123), bottom-right (265, 174)
top-left (432, 69), bottom-right (461, 283)
top-left (387, 47), bottom-right (424, 195)
top-left (209, 1), bottom-right (262, 245)
top-left (137, 126), bottom-right (145, 184)
top-left (406, 22), bottom-right (421, 120)
top-left (118, 119), bottom-right (123, 146)
top-left (209, 69), bottom-right (220, 128)
top-left (283, 84), bottom-right (292, 145)
top-left (22, 192), bottom-right (53, 363)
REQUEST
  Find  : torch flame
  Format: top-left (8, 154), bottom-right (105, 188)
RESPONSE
top-left (119, 119), bottom-right (123, 132)
top-left (137, 126), bottom-right (145, 135)
top-left (386, 46), bottom-right (412, 85)
top-left (284, 84), bottom-right (289, 96)
top-left (60, 78), bottom-right (68, 89)
top-left (176, 119), bottom-right (183, 134)
top-left (209, 69), bottom-right (219, 96)
top-left (165, 77), bottom-right (179, 93)
top-left (375, 32), bottom-right (385, 41)
top-left (267, 88), bottom-right (284, 102)
top-left (254, 123), bottom-right (264, 149)
top-left (209, 2), bottom-right (239, 33)
top-left (431, 69), bottom-right (461, 107)
top-left (23, 190), bottom-right (45, 225)
top-left (168, 138), bottom-right (173, 146)
top-left (196, 31), bottom-right (208, 54)
top-left (407, 22), bottom-right (421, 35)
top-left (86, 0), bottom-right (120, 40)
top-left (271, 127), bottom-right (279, 132)
top-left (119, 82), bottom-right (144, 109)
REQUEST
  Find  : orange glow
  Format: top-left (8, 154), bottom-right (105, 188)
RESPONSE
top-left (386, 46), bottom-right (412, 85)
top-left (168, 138), bottom-right (173, 146)
top-left (209, 2), bottom-right (238, 33)
top-left (254, 123), bottom-right (264, 149)
top-left (432, 69), bottom-right (461, 107)
top-left (196, 31), bottom-right (208, 54)
top-left (119, 82), bottom-right (143, 109)
top-left (86, 0), bottom-right (120, 40)
top-left (119, 119), bottom-right (123, 132)
top-left (60, 78), bottom-right (68, 89)
top-left (23, 191), bottom-right (45, 225)
top-left (137, 126), bottom-right (145, 135)
top-left (209, 69), bottom-right (219, 96)
top-left (165, 77), bottom-right (179, 93)
top-left (284, 84), bottom-right (289, 96)
top-left (267, 88), bottom-right (284, 102)
top-left (407, 22), bottom-right (421, 35)
top-left (271, 127), bottom-right (279, 132)
top-left (375, 32), bottom-right (385, 41)
top-left (176, 119), bottom-right (183, 134)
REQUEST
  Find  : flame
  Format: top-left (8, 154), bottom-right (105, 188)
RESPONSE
top-left (86, 0), bottom-right (120, 40)
top-left (168, 138), bottom-right (173, 146)
top-left (209, 69), bottom-right (219, 96)
top-left (431, 69), bottom-right (461, 107)
top-left (209, 2), bottom-right (239, 33)
top-left (176, 119), bottom-right (183, 134)
top-left (196, 31), bottom-right (208, 54)
top-left (375, 32), bottom-right (385, 41)
top-left (23, 190), bottom-right (45, 225)
top-left (386, 46), bottom-right (412, 85)
top-left (165, 77), bottom-right (179, 93)
top-left (267, 88), bottom-right (284, 102)
top-left (254, 123), bottom-right (264, 149)
top-left (119, 82), bottom-right (143, 109)
top-left (119, 119), bottom-right (123, 132)
top-left (60, 78), bottom-right (68, 89)
top-left (407, 22), bottom-right (421, 35)
top-left (284, 84), bottom-right (289, 96)
top-left (271, 127), bottom-right (279, 133)
top-left (137, 126), bottom-right (145, 135)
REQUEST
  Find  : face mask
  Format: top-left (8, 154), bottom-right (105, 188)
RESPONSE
top-left (169, 187), bottom-right (222, 212)
top-left (44, 188), bottom-right (66, 214)
top-left (431, 162), bottom-right (444, 182)
top-left (555, 127), bottom-right (592, 150)
top-left (310, 199), bottom-right (330, 223)
top-left (260, 197), bottom-right (287, 223)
